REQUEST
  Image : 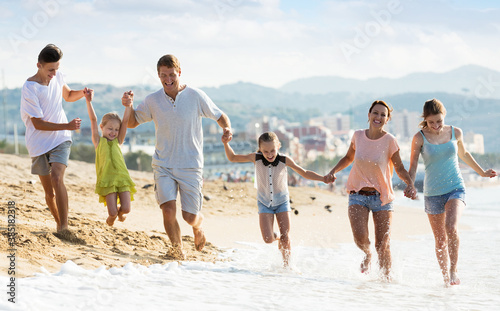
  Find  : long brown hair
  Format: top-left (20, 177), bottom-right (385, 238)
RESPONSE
top-left (419, 99), bottom-right (446, 128)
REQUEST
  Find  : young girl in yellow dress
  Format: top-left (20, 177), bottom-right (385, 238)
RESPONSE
top-left (85, 88), bottom-right (136, 226)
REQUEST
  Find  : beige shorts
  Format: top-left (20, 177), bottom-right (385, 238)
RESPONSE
top-left (153, 165), bottom-right (203, 215)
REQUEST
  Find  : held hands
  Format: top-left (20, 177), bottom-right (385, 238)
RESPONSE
top-left (324, 172), bottom-right (336, 184)
top-left (122, 90), bottom-right (134, 107)
top-left (68, 118), bottom-right (81, 131)
top-left (221, 127), bottom-right (232, 143)
top-left (84, 87), bottom-right (94, 102)
top-left (404, 184), bottom-right (418, 200)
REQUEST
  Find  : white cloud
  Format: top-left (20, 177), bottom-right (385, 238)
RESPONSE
top-left (2, 0), bottom-right (500, 89)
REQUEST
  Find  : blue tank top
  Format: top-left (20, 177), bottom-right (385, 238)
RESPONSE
top-left (420, 126), bottom-right (464, 196)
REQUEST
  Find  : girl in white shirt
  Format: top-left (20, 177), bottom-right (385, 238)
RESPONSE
top-left (222, 131), bottom-right (327, 267)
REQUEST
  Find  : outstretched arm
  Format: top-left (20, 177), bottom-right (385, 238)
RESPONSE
top-left (325, 142), bottom-right (355, 183)
top-left (121, 91), bottom-right (140, 129)
top-left (222, 134), bottom-right (254, 163)
top-left (217, 113), bottom-right (232, 143)
top-left (84, 88), bottom-right (100, 149)
top-left (286, 157), bottom-right (327, 183)
top-left (62, 84), bottom-right (85, 102)
top-left (456, 127), bottom-right (497, 178)
top-left (118, 91), bottom-right (133, 145)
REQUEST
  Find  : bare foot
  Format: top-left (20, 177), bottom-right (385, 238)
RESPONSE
top-left (450, 271), bottom-right (460, 285)
top-left (194, 227), bottom-right (206, 251)
top-left (167, 244), bottom-right (186, 260)
top-left (360, 253), bottom-right (371, 274)
top-left (118, 214), bottom-right (127, 222)
top-left (106, 215), bottom-right (117, 226)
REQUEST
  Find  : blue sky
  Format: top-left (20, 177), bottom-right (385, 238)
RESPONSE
top-left (1, 0), bottom-right (500, 89)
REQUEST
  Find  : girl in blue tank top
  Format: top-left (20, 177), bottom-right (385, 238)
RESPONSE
top-left (409, 99), bottom-right (497, 286)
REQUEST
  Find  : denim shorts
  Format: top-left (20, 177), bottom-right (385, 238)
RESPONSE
top-left (348, 192), bottom-right (394, 212)
top-left (258, 200), bottom-right (291, 214)
top-left (31, 140), bottom-right (72, 175)
top-left (424, 188), bottom-right (466, 215)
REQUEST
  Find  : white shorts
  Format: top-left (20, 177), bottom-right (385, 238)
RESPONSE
top-left (153, 165), bottom-right (203, 215)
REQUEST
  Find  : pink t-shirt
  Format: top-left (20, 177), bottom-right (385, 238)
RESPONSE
top-left (346, 130), bottom-right (399, 206)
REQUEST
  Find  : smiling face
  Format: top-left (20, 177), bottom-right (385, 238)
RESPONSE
top-left (368, 103), bottom-right (389, 129)
top-left (36, 61), bottom-right (60, 85)
top-left (259, 140), bottom-right (280, 163)
top-left (158, 66), bottom-right (181, 94)
top-left (425, 113), bottom-right (445, 133)
top-left (100, 119), bottom-right (121, 141)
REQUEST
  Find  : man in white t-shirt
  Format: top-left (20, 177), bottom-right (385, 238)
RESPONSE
top-left (123, 54), bottom-right (232, 258)
top-left (20, 44), bottom-right (86, 235)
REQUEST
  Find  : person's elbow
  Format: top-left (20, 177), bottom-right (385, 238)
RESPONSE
top-left (31, 118), bottom-right (43, 130)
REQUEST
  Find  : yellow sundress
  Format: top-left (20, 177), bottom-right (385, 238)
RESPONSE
top-left (95, 137), bottom-right (136, 206)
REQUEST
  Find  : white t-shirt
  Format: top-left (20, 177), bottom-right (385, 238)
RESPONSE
top-left (134, 86), bottom-right (223, 168)
top-left (20, 71), bottom-right (72, 157)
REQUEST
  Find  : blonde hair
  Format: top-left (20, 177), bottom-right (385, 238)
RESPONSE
top-left (257, 132), bottom-right (280, 152)
top-left (419, 99), bottom-right (447, 128)
top-left (100, 112), bottom-right (122, 127)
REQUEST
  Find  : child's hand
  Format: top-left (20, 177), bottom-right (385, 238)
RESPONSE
top-left (122, 90), bottom-right (134, 107)
top-left (221, 127), bottom-right (232, 143)
top-left (84, 87), bottom-right (94, 102)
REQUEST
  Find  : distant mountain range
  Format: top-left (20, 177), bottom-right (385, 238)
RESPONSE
top-left (279, 64), bottom-right (500, 98)
top-left (2, 65), bottom-right (500, 152)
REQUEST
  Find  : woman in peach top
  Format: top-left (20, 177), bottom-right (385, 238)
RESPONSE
top-left (326, 100), bottom-right (416, 280)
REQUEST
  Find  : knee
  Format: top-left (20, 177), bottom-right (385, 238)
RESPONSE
top-left (120, 205), bottom-right (130, 214)
top-left (262, 234), bottom-right (275, 244)
top-left (50, 172), bottom-right (64, 186)
top-left (44, 190), bottom-right (55, 201)
top-left (375, 239), bottom-right (390, 254)
top-left (279, 232), bottom-right (290, 244)
top-left (445, 223), bottom-right (459, 236)
top-left (119, 201), bottom-right (131, 214)
top-left (162, 209), bottom-right (175, 220)
top-left (435, 236), bottom-right (448, 249)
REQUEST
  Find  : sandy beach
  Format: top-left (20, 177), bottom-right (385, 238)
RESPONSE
top-left (0, 153), bottom-right (457, 277)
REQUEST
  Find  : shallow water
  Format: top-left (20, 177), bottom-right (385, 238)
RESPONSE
top-left (2, 187), bottom-right (499, 311)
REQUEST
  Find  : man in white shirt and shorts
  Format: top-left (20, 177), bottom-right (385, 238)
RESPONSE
top-left (123, 54), bottom-right (232, 258)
